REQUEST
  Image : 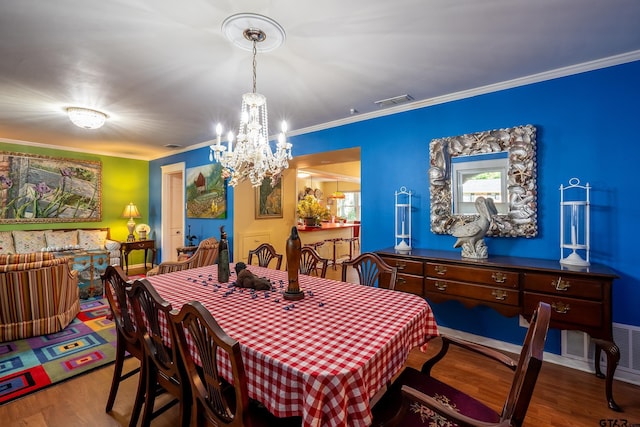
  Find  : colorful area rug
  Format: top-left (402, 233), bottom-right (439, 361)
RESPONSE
top-left (0, 298), bottom-right (116, 405)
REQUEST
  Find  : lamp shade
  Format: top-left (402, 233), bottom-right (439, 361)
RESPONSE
top-left (122, 203), bottom-right (141, 219)
top-left (330, 180), bottom-right (345, 199)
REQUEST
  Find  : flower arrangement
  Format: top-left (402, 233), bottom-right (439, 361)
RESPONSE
top-left (296, 195), bottom-right (330, 224)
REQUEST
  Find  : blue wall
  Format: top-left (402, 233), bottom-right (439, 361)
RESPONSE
top-left (150, 60), bottom-right (640, 353)
top-left (149, 154), bottom-right (235, 261)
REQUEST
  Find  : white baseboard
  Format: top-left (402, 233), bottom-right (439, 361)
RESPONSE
top-left (438, 326), bottom-right (640, 387)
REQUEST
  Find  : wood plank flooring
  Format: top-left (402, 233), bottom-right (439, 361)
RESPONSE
top-left (2, 263), bottom-right (638, 426)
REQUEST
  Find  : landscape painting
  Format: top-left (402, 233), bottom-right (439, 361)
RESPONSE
top-left (185, 163), bottom-right (227, 218)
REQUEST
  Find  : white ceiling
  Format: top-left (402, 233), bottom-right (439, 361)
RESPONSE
top-left (1, 0), bottom-right (639, 160)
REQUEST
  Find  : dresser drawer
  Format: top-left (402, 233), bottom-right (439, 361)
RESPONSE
top-left (523, 292), bottom-right (603, 328)
top-left (127, 240), bottom-right (154, 250)
top-left (381, 256), bottom-right (424, 276)
top-left (395, 274), bottom-right (423, 295)
top-left (523, 273), bottom-right (603, 300)
top-left (426, 262), bottom-right (519, 289)
top-left (425, 278), bottom-right (519, 306)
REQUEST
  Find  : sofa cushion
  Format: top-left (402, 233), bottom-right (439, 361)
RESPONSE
top-left (78, 229), bottom-right (108, 250)
top-left (45, 230), bottom-right (78, 249)
top-left (105, 240), bottom-right (120, 251)
top-left (12, 230), bottom-right (48, 253)
top-left (0, 231), bottom-right (16, 254)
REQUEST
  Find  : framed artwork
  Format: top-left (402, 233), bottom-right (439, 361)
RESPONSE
top-left (185, 163), bottom-right (227, 218)
top-left (255, 177), bottom-right (283, 219)
top-left (0, 151), bottom-right (102, 223)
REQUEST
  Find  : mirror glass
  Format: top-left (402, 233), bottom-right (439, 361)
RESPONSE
top-left (429, 125), bottom-right (537, 238)
top-left (451, 152), bottom-right (509, 215)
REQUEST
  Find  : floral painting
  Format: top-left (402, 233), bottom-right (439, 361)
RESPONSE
top-left (186, 163), bottom-right (226, 218)
top-left (0, 152), bottom-right (101, 223)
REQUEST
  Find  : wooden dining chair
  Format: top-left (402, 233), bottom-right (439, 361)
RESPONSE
top-left (341, 252), bottom-right (397, 290)
top-left (146, 237), bottom-right (219, 276)
top-left (103, 265), bottom-right (144, 420)
top-left (371, 301), bottom-right (551, 427)
top-left (299, 246), bottom-right (329, 278)
top-left (127, 279), bottom-right (190, 427)
top-left (171, 301), bottom-right (302, 427)
top-left (170, 300), bottom-right (250, 426)
top-left (247, 243), bottom-right (283, 270)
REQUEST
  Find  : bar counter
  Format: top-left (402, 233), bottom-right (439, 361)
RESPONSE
top-left (297, 223), bottom-right (359, 263)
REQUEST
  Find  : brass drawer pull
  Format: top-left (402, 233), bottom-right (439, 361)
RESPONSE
top-left (434, 281), bottom-right (447, 291)
top-left (552, 277), bottom-right (571, 292)
top-left (491, 272), bottom-right (507, 283)
top-left (491, 289), bottom-right (508, 300)
top-left (397, 277), bottom-right (406, 285)
top-left (395, 261), bottom-right (406, 271)
top-left (434, 265), bottom-right (447, 275)
top-left (551, 302), bottom-right (571, 314)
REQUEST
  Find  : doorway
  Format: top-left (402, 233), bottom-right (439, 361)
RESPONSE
top-left (161, 162), bottom-right (185, 262)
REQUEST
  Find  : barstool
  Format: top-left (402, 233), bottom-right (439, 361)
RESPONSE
top-left (303, 241), bottom-right (326, 270)
top-left (340, 221), bottom-right (360, 262)
top-left (341, 237), bottom-right (358, 261)
top-left (323, 238), bottom-right (343, 270)
top-left (304, 241), bottom-right (325, 251)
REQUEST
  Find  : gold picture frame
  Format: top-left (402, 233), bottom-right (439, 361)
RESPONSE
top-left (255, 177), bottom-right (283, 219)
top-left (0, 151), bottom-right (102, 223)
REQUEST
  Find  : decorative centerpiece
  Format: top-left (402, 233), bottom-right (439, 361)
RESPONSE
top-left (450, 197), bottom-right (497, 259)
top-left (296, 195), bottom-right (330, 227)
top-left (218, 226), bottom-right (230, 283)
top-left (284, 226), bottom-right (304, 301)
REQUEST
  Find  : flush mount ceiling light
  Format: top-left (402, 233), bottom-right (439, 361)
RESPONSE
top-left (210, 13), bottom-right (291, 187)
top-left (66, 107), bottom-right (108, 129)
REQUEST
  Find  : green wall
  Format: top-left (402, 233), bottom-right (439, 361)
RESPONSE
top-left (0, 141), bottom-right (150, 264)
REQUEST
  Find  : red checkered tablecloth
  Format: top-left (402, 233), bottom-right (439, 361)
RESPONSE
top-left (145, 265), bottom-right (438, 427)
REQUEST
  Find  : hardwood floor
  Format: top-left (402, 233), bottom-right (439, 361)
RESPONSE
top-left (2, 262), bottom-right (638, 426)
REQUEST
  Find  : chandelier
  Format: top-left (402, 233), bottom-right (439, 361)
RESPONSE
top-left (210, 14), bottom-right (292, 187)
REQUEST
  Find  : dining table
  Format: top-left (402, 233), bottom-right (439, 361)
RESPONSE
top-left (144, 264), bottom-right (439, 427)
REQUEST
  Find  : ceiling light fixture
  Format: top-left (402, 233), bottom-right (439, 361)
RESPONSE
top-left (210, 13), bottom-right (291, 187)
top-left (66, 107), bottom-right (108, 129)
top-left (330, 180), bottom-right (345, 199)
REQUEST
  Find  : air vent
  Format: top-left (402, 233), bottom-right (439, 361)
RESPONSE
top-left (374, 94), bottom-right (414, 108)
top-left (562, 323), bottom-right (640, 384)
top-left (164, 144), bottom-right (182, 149)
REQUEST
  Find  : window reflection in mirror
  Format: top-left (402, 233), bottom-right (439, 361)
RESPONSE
top-left (428, 124), bottom-right (537, 238)
top-left (452, 152), bottom-right (508, 214)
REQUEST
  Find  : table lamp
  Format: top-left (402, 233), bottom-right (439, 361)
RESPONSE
top-left (122, 202), bottom-right (141, 242)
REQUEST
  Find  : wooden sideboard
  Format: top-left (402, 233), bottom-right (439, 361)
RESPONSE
top-left (376, 247), bottom-right (622, 411)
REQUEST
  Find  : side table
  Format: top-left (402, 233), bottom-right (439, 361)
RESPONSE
top-left (120, 239), bottom-right (156, 274)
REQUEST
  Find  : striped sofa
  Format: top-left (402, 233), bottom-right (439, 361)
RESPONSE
top-left (0, 252), bottom-right (80, 342)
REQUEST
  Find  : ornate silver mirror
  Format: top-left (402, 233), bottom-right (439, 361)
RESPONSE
top-left (429, 124), bottom-right (537, 237)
